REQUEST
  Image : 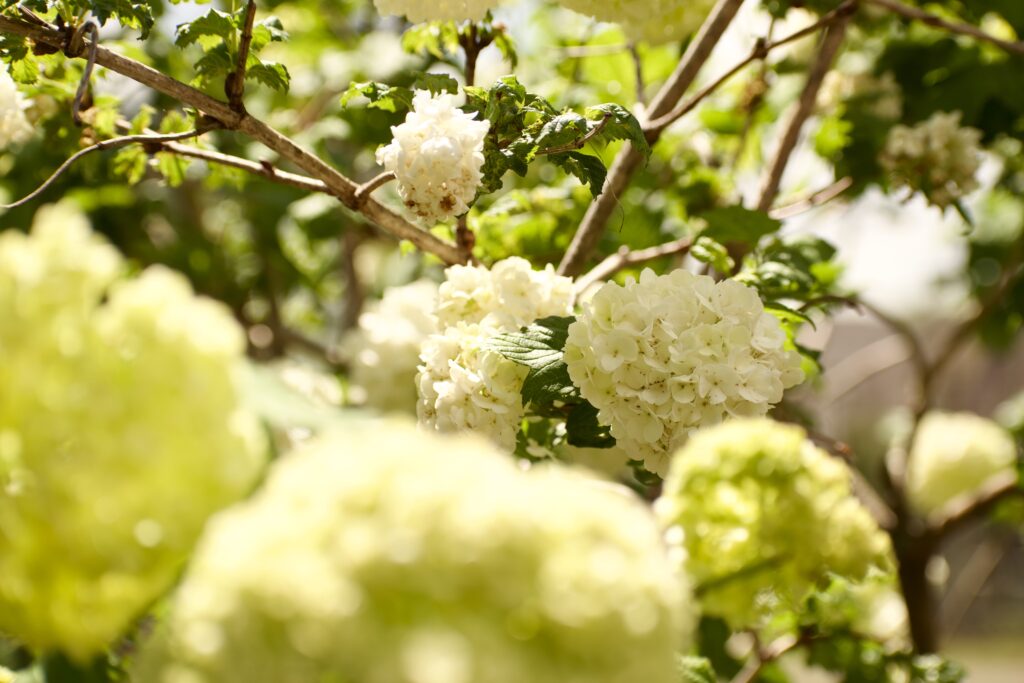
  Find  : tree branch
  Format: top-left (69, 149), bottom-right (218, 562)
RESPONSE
top-left (931, 471), bottom-right (1023, 539)
top-left (0, 14), bottom-right (465, 265)
top-left (574, 236), bottom-right (693, 294)
top-left (865, 0), bottom-right (1024, 57)
top-left (226, 0), bottom-right (258, 112)
top-left (557, 0), bottom-right (746, 276)
top-left (769, 176), bottom-right (853, 219)
top-left (756, 10), bottom-right (853, 212)
top-left (1, 128), bottom-right (211, 209)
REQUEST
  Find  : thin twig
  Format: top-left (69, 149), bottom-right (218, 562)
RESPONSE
top-left (932, 471), bottom-right (1023, 538)
top-left (574, 236), bottom-right (693, 294)
top-left (1, 128), bottom-right (209, 209)
top-left (353, 171), bottom-right (396, 207)
top-left (646, 2), bottom-right (856, 135)
top-left (537, 114), bottom-right (611, 157)
top-left (70, 20), bottom-right (98, 125)
top-left (160, 141), bottom-right (330, 194)
top-left (866, 0), bottom-right (1024, 57)
top-left (629, 43), bottom-right (645, 106)
top-left (557, 0), bottom-right (746, 277)
top-left (769, 176), bottom-right (854, 219)
top-left (0, 14), bottom-right (464, 264)
top-left (729, 634), bottom-right (802, 683)
top-left (757, 9), bottom-right (853, 212)
top-left (226, 0), bottom-right (258, 112)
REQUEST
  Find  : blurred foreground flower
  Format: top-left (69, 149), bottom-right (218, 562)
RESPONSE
top-left (656, 419), bottom-right (891, 631)
top-left (0, 63), bottom-right (32, 149)
top-left (0, 205), bottom-right (266, 661)
top-left (373, 0), bottom-right (499, 22)
top-left (558, 0), bottom-right (716, 44)
top-left (136, 420), bottom-right (692, 683)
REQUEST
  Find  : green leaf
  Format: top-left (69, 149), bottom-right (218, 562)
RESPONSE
top-left (551, 152), bottom-right (608, 197)
top-left (340, 81), bottom-right (414, 113)
top-left (699, 205), bottom-right (782, 247)
top-left (565, 401), bottom-right (615, 449)
top-left (487, 316), bottom-right (576, 407)
top-left (401, 21), bottom-right (461, 60)
top-left (246, 61), bottom-right (291, 92)
top-left (690, 236), bottom-right (735, 274)
top-left (677, 656), bottom-right (716, 683)
top-left (585, 103), bottom-right (650, 157)
top-left (175, 9), bottom-right (235, 48)
top-left (411, 72), bottom-right (460, 96)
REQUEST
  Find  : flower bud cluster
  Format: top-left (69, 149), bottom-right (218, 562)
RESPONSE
top-left (564, 269), bottom-right (803, 474)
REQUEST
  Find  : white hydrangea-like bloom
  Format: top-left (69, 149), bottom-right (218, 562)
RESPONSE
top-left (342, 280), bottom-right (439, 414)
top-left (558, 0), bottom-right (715, 44)
top-left (418, 258), bottom-right (574, 450)
top-left (0, 63), bottom-right (32, 149)
top-left (135, 421), bottom-right (692, 683)
top-left (881, 111), bottom-right (982, 209)
top-left (0, 204), bottom-right (266, 661)
top-left (906, 411), bottom-right (1018, 516)
top-left (656, 419), bottom-right (891, 630)
top-left (373, 0), bottom-right (499, 22)
top-left (376, 91), bottom-right (490, 225)
top-left (564, 269), bottom-right (804, 475)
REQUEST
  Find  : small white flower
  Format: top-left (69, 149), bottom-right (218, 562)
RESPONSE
top-left (376, 91), bottom-right (490, 225)
top-left (565, 269), bottom-right (803, 475)
top-left (881, 111), bottom-right (982, 209)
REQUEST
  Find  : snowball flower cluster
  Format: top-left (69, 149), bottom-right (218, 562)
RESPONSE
top-left (373, 0), bottom-right (499, 22)
top-left (0, 204), bottom-right (266, 661)
top-left (558, 0), bottom-right (716, 44)
top-left (418, 258), bottom-right (574, 450)
top-left (820, 70), bottom-right (902, 120)
top-left (881, 111), bottom-right (982, 209)
top-left (342, 280), bottom-right (439, 414)
top-left (136, 421), bottom-right (692, 683)
top-left (564, 269), bottom-right (803, 475)
top-left (656, 419), bottom-right (891, 630)
top-left (0, 63), bottom-right (32, 149)
top-left (376, 91), bottom-right (490, 225)
top-left (906, 411), bottom-right (1018, 517)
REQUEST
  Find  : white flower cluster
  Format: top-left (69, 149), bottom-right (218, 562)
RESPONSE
top-left (564, 269), bottom-right (804, 475)
top-left (0, 204), bottom-right (266, 661)
top-left (656, 419), bottom-right (892, 630)
top-left (376, 91), bottom-right (490, 225)
top-left (881, 111), bottom-right (982, 209)
top-left (558, 0), bottom-right (716, 44)
top-left (373, 0), bottom-right (499, 22)
top-left (820, 70), bottom-right (903, 120)
top-left (0, 63), bottom-right (32, 149)
top-left (418, 257), bottom-right (574, 450)
top-left (342, 280), bottom-right (439, 414)
top-left (136, 421), bottom-right (692, 683)
top-left (906, 411), bottom-right (1018, 517)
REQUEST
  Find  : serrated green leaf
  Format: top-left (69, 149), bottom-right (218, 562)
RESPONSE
top-left (487, 316), bottom-right (576, 406)
top-left (340, 81), bottom-right (414, 113)
top-left (565, 402), bottom-right (615, 449)
top-left (411, 72), bottom-right (460, 95)
top-left (246, 61), bottom-right (290, 92)
top-left (585, 102), bottom-right (650, 157)
top-left (677, 656), bottom-right (716, 683)
top-left (175, 9), bottom-right (235, 48)
top-left (690, 236), bottom-right (735, 274)
top-left (551, 152), bottom-right (607, 197)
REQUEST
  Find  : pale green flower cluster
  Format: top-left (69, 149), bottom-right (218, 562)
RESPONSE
top-left (656, 419), bottom-right (890, 630)
top-left (342, 280), bottom-right (439, 414)
top-left (820, 70), bottom-right (903, 120)
top-left (881, 111), bottom-right (982, 209)
top-left (558, 0), bottom-right (716, 44)
top-left (418, 257), bottom-right (574, 450)
top-left (136, 420), bottom-right (692, 683)
top-left (565, 269), bottom-right (803, 475)
top-left (906, 411), bottom-right (1018, 516)
top-left (0, 205), bottom-right (266, 661)
top-left (373, 0), bottom-right (499, 22)
top-left (0, 63), bottom-right (32, 149)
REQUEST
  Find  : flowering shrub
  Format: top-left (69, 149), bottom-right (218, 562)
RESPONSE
top-left (342, 280), bottom-right (439, 414)
top-left (0, 206), bottom-right (265, 661)
top-left (373, 0), bottom-right (498, 22)
top-left (565, 270), bottom-right (804, 474)
top-left (136, 420), bottom-right (691, 683)
top-left (558, 0), bottom-right (717, 44)
top-left (377, 91), bottom-right (491, 224)
top-left (655, 419), bottom-right (891, 630)
top-left (906, 411), bottom-right (1018, 516)
top-left (881, 111), bottom-right (982, 209)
